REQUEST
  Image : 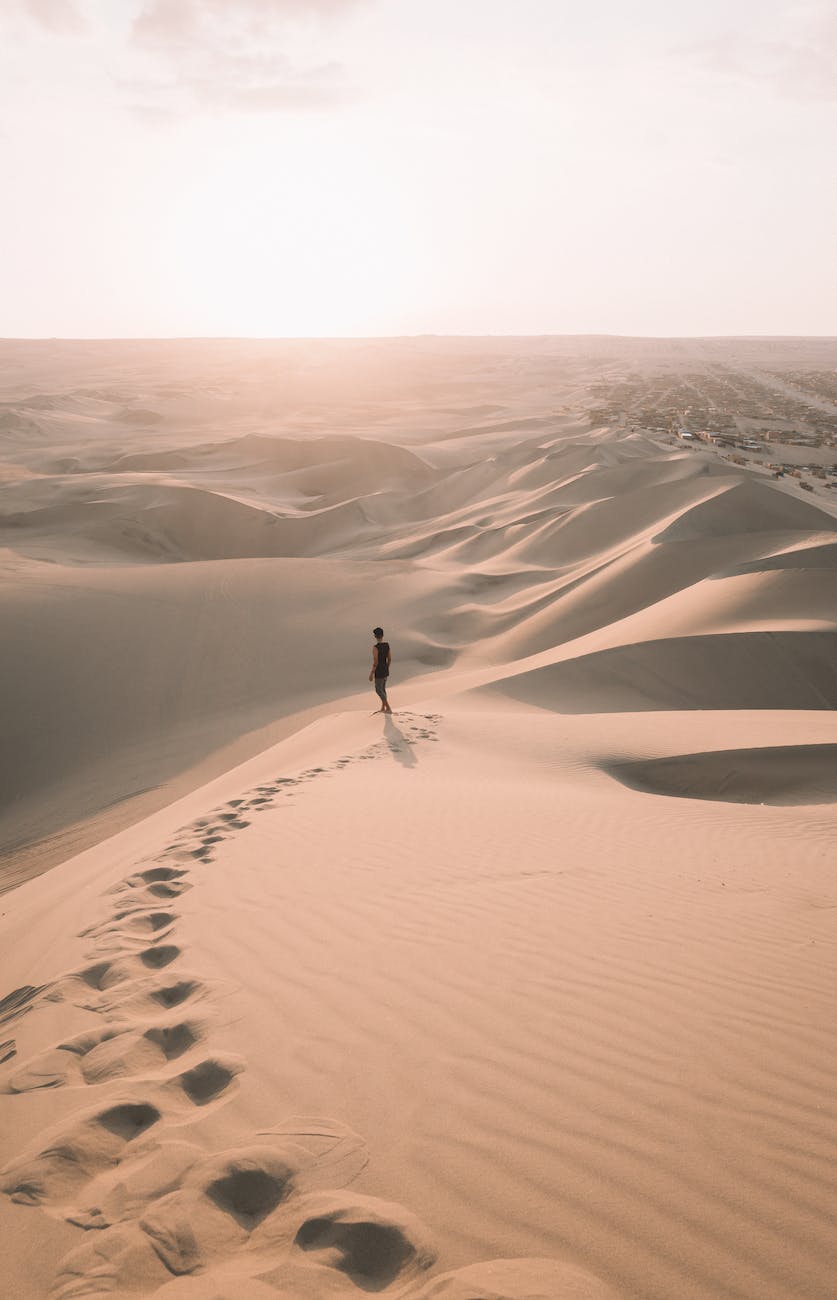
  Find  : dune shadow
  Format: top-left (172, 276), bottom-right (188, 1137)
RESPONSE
top-left (383, 716), bottom-right (418, 768)
top-left (603, 743), bottom-right (837, 806)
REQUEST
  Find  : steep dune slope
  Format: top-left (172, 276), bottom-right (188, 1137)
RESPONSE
top-left (0, 560), bottom-right (448, 858)
top-left (487, 631), bottom-right (837, 712)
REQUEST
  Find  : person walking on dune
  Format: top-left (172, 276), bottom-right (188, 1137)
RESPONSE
top-left (369, 627), bottom-right (392, 713)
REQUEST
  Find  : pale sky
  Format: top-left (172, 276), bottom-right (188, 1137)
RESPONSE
top-left (1, 0), bottom-right (835, 337)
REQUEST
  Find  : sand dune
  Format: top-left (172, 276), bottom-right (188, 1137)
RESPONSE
top-left (604, 742), bottom-right (837, 804)
top-left (488, 631), bottom-right (837, 712)
top-left (1, 338), bottom-right (836, 1299)
top-left (0, 558), bottom-right (448, 859)
top-left (653, 477), bottom-right (837, 543)
top-left (2, 708), bottom-right (836, 1299)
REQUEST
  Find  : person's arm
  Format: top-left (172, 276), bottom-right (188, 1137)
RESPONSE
top-left (369, 646), bottom-right (378, 682)
top-left (386, 648), bottom-right (391, 672)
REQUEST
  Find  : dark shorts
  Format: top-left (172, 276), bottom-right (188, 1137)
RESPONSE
top-left (374, 676), bottom-right (389, 701)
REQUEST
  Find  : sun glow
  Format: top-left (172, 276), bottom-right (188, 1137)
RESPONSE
top-left (1, 0), bottom-right (835, 336)
top-left (156, 119), bottom-right (435, 337)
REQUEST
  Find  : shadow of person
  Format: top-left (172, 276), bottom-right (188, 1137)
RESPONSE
top-left (383, 714), bottom-right (418, 768)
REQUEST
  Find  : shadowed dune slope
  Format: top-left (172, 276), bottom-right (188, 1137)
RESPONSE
top-left (487, 632), bottom-right (837, 712)
top-left (0, 560), bottom-right (448, 856)
top-left (654, 477), bottom-right (837, 543)
top-left (603, 743), bottom-right (837, 804)
top-left (723, 539), bottom-right (837, 574)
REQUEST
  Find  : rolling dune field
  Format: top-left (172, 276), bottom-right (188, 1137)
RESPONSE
top-left (1, 338), bottom-right (836, 1299)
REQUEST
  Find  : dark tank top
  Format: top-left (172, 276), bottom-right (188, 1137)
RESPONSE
top-left (374, 641), bottom-right (390, 678)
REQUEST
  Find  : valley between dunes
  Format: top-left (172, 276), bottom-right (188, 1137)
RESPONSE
top-left (1, 337), bottom-right (836, 1299)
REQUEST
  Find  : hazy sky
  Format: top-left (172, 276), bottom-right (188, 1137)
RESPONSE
top-left (1, 0), bottom-right (835, 337)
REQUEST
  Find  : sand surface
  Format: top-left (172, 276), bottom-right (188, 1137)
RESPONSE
top-left (1, 338), bottom-right (836, 1298)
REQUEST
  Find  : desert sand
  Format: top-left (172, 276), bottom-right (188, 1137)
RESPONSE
top-left (1, 337), bottom-right (836, 1299)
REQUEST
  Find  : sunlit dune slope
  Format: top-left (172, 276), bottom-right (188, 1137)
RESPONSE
top-left (2, 706), bottom-right (836, 1300)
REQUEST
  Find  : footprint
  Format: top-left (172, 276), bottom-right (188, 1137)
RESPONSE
top-left (145, 880), bottom-right (191, 899)
top-left (59, 947), bottom-right (180, 1008)
top-left (150, 980), bottom-right (203, 1011)
top-left (2, 1020), bottom-right (206, 1092)
top-left (82, 1025), bottom-right (208, 1087)
top-left (207, 1162), bottom-right (290, 1228)
top-left (0, 1101), bottom-right (161, 1206)
top-left (52, 1222), bottom-right (175, 1299)
top-left (80, 910), bottom-right (177, 942)
top-left (124, 910), bottom-right (177, 934)
top-left (137, 867), bottom-right (188, 885)
top-left (115, 875), bottom-right (192, 903)
top-left (286, 1192), bottom-right (436, 1292)
top-left (170, 1055), bottom-right (243, 1108)
top-left (98, 1102), bottom-right (160, 1140)
top-left (64, 1138), bottom-right (204, 1232)
top-left (92, 1023), bottom-right (205, 1083)
top-left (139, 944), bottom-right (180, 971)
top-left (75, 960), bottom-right (125, 992)
top-left (96, 976), bottom-right (208, 1017)
top-left (108, 869), bottom-right (181, 897)
top-left (145, 1023), bottom-right (202, 1062)
top-left (85, 1022), bottom-right (207, 1083)
top-left (138, 1145), bottom-right (301, 1274)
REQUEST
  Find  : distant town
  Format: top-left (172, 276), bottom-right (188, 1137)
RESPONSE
top-left (588, 364), bottom-right (837, 495)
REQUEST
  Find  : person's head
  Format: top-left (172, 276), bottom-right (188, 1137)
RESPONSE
top-left (373, 626), bottom-right (384, 641)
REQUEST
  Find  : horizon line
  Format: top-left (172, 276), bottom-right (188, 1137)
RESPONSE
top-left (2, 332), bottom-right (837, 344)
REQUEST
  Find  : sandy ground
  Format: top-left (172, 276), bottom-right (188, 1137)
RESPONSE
top-left (1, 338), bottom-right (836, 1299)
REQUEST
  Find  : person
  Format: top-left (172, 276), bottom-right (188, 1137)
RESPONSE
top-left (369, 626), bottom-right (392, 713)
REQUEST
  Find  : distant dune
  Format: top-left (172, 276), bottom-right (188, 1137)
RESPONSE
top-left (0, 338), bottom-right (836, 1300)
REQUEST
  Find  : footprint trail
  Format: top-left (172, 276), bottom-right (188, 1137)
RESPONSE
top-left (0, 714), bottom-right (617, 1297)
